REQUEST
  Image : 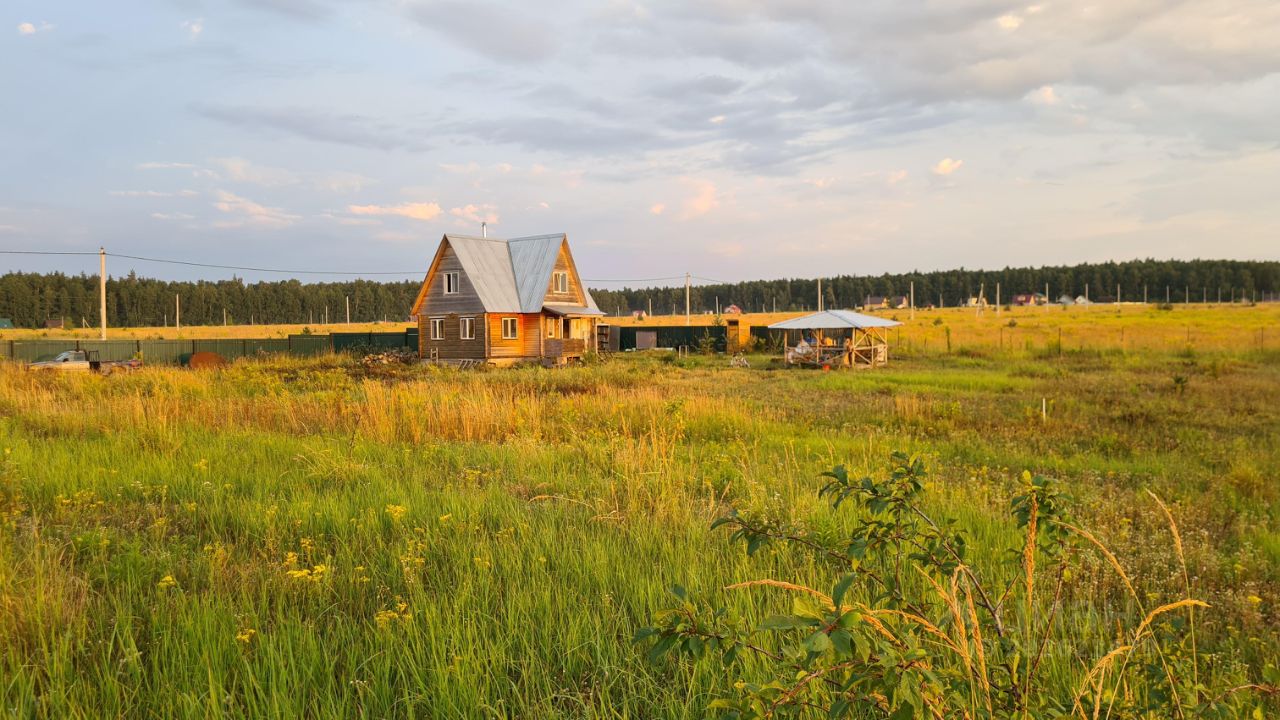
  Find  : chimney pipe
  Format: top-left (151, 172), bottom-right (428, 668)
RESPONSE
top-left (481, 221), bottom-right (487, 238)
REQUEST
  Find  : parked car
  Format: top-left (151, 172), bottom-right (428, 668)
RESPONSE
top-left (27, 350), bottom-right (142, 374)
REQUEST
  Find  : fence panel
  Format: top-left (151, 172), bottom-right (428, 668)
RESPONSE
top-left (11, 340), bottom-right (79, 362)
top-left (77, 340), bottom-right (140, 362)
top-left (194, 339), bottom-right (248, 361)
top-left (244, 339), bottom-right (291, 357)
top-left (288, 335), bottom-right (331, 356)
top-left (138, 340), bottom-right (193, 365)
top-left (618, 325), bottom-right (727, 351)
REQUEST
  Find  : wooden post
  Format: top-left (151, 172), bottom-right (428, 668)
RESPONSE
top-left (98, 247), bottom-right (107, 340)
top-left (996, 282), bottom-right (1001, 315)
top-left (910, 281), bottom-right (915, 320)
top-left (346, 296), bottom-right (351, 324)
top-left (817, 278), bottom-right (823, 312)
top-left (685, 273), bottom-right (691, 326)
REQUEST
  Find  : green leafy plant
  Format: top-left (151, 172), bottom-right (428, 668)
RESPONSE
top-left (637, 453), bottom-right (1277, 719)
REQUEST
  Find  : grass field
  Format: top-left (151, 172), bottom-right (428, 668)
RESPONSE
top-left (1, 308), bottom-right (1277, 717)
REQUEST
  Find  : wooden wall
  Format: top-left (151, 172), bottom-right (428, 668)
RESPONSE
top-left (420, 242), bottom-right (486, 315)
top-left (487, 313), bottom-right (542, 359)
top-left (419, 312), bottom-right (487, 360)
top-left (543, 243), bottom-right (583, 305)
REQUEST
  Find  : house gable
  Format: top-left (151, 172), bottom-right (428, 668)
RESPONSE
top-left (543, 240), bottom-right (587, 306)
top-left (410, 237), bottom-right (486, 317)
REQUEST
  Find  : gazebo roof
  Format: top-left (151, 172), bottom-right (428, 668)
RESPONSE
top-left (768, 309), bottom-right (902, 331)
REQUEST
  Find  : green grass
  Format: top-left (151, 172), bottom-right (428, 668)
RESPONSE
top-left (1, 342), bottom-right (1277, 717)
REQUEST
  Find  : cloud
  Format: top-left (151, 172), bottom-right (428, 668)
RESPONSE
top-left (194, 104), bottom-right (428, 152)
top-left (212, 190), bottom-right (299, 228)
top-left (17, 21), bottom-right (52, 36)
top-left (110, 190), bottom-right (199, 198)
top-left (650, 203), bottom-right (666, 215)
top-left (348, 202), bottom-right (442, 221)
top-left (210, 157), bottom-right (299, 186)
top-left (932, 158), bottom-right (964, 176)
top-left (996, 14), bottom-right (1023, 31)
top-left (449, 203), bottom-right (499, 225)
top-left (679, 179), bottom-right (720, 220)
top-left (181, 18), bottom-right (204, 38)
top-left (403, 1), bottom-right (557, 64)
top-left (887, 170), bottom-right (909, 185)
top-left (1033, 85), bottom-right (1060, 105)
top-left (137, 162), bottom-right (200, 170)
top-left (151, 212), bottom-right (197, 221)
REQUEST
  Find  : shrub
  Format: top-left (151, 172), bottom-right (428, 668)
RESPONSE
top-left (637, 453), bottom-right (1278, 719)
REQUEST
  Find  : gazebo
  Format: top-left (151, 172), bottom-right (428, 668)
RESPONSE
top-left (768, 309), bottom-right (902, 368)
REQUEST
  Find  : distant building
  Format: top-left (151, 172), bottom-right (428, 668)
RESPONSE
top-left (0, 318), bottom-right (13, 329)
top-left (723, 304), bottom-right (743, 315)
top-left (632, 310), bottom-right (648, 320)
top-left (863, 295), bottom-right (907, 309)
top-left (1057, 294), bottom-right (1075, 305)
top-left (1013, 293), bottom-right (1047, 306)
top-left (1074, 295), bottom-right (1092, 306)
top-left (44, 318), bottom-right (64, 329)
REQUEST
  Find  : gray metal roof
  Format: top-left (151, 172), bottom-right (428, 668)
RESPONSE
top-left (437, 233), bottom-right (600, 314)
top-left (768, 309), bottom-right (902, 330)
top-left (445, 235), bottom-right (521, 311)
top-left (543, 303), bottom-right (605, 317)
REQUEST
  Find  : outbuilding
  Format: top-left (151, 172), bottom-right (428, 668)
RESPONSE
top-left (768, 309), bottom-right (901, 368)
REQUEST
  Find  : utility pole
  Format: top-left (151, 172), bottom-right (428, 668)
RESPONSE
top-left (1143, 285), bottom-right (1148, 304)
top-left (346, 296), bottom-right (351, 324)
top-left (996, 282), bottom-right (1001, 316)
top-left (817, 278), bottom-right (823, 312)
top-left (977, 283), bottom-right (984, 316)
top-left (1045, 282), bottom-right (1049, 308)
top-left (98, 247), bottom-right (107, 340)
top-left (647, 297), bottom-right (652, 318)
top-left (685, 273), bottom-right (691, 326)
top-left (1117, 284), bottom-right (1121, 305)
top-left (223, 308), bottom-right (227, 326)
top-left (909, 281), bottom-right (915, 320)
top-left (175, 294), bottom-right (181, 330)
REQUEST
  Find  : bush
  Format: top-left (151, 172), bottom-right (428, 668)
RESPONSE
top-left (637, 453), bottom-right (1278, 719)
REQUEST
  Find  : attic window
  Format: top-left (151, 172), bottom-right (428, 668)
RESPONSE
top-left (553, 271), bottom-right (568, 294)
top-left (444, 272), bottom-right (459, 294)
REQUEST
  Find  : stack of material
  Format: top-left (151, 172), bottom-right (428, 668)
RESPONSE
top-left (360, 348), bottom-right (418, 367)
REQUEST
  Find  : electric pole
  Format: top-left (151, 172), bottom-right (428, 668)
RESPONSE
top-left (685, 273), bottom-right (691, 326)
top-left (909, 281), bottom-right (915, 320)
top-left (175, 294), bottom-right (181, 330)
top-left (346, 296), bottom-right (351, 324)
top-left (98, 247), bottom-right (107, 340)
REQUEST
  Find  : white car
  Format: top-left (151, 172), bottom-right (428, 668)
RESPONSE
top-left (28, 350), bottom-right (141, 373)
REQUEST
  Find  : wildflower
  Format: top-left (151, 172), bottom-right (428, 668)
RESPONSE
top-left (385, 504), bottom-right (407, 521)
top-left (235, 628), bottom-right (257, 645)
top-left (283, 551), bottom-right (299, 568)
top-left (439, 513), bottom-right (452, 523)
top-left (1247, 595), bottom-right (1263, 605)
top-left (157, 575), bottom-right (178, 590)
top-left (285, 564), bottom-right (326, 583)
top-left (193, 458), bottom-right (208, 472)
top-left (474, 556), bottom-right (491, 569)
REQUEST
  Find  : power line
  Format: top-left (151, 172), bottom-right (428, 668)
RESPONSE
top-left (105, 253), bottom-right (423, 276)
top-left (0, 250), bottom-right (99, 256)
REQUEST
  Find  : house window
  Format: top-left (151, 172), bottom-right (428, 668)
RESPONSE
top-left (460, 316), bottom-right (475, 340)
top-left (501, 317), bottom-right (518, 339)
top-left (553, 271), bottom-right (568, 294)
top-left (443, 272), bottom-right (459, 294)
top-left (546, 317), bottom-right (557, 338)
top-left (430, 318), bottom-right (444, 340)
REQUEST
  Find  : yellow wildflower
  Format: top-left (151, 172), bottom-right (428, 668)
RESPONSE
top-left (157, 575), bottom-right (178, 590)
top-left (235, 628), bottom-right (257, 645)
top-left (385, 504), bottom-right (407, 521)
top-left (1247, 595), bottom-right (1262, 605)
top-left (438, 513), bottom-right (452, 523)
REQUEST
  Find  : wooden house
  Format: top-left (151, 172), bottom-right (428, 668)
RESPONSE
top-left (409, 233), bottom-right (604, 366)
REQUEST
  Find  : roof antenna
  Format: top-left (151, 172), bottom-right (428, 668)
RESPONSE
top-left (481, 221), bottom-right (487, 238)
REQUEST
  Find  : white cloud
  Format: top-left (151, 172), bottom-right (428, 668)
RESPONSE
top-left (709, 115), bottom-right (726, 124)
top-left (449, 203), bottom-right (499, 225)
top-left (1033, 85), bottom-right (1060, 105)
top-left (996, 14), bottom-right (1023, 31)
top-left (212, 190), bottom-right (299, 228)
top-left (887, 170), bottom-right (909, 185)
top-left (932, 158), bottom-right (964, 176)
top-left (650, 203), bottom-right (666, 215)
top-left (181, 18), bottom-right (204, 39)
top-left (151, 212), bottom-right (196, 221)
top-left (679, 179), bottom-right (720, 220)
top-left (210, 157), bottom-right (298, 186)
top-left (348, 201), bottom-right (442, 221)
top-left (17, 21), bottom-right (52, 36)
top-left (110, 190), bottom-right (199, 198)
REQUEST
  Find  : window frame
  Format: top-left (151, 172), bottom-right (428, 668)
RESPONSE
top-left (429, 317), bottom-right (445, 340)
top-left (443, 271), bottom-right (459, 295)
top-left (460, 316), bottom-right (475, 340)
top-left (501, 317), bottom-right (519, 340)
top-left (553, 271), bottom-right (568, 294)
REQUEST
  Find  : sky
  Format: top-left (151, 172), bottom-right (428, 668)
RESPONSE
top-left (3, 0), bottom-right (1278, 287)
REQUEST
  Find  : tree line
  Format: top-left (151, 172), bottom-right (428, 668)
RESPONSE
top-left (589, 258), bottom-right (1280, 317)
top-left (0, 258), bottom-right (1276, 328)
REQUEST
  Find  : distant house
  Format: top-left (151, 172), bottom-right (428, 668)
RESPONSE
top-left (1012, 293), bottom-right (1046, 306)
top-left (1074, 295), bottom-right (1092, 306)
top-left (409, 233), bottom-right (604, 366)
top-left (44, 318), bottom-right (64, 329)
top-left (632, 309), bottom-right (648, 320)
top-left (1057, 294), bottom-right (1075, 305)
top-left (863, 295), bottom-right (906, 309)
top-left (723, 304), bottom-right (743, 315)
top-left (0, 318), bottom-right (13, 329)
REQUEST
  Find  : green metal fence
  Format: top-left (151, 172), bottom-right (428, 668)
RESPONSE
top-left (618, 325), bottom-right (727, 352)
top-left (1, 328), bottom-right (420, 366)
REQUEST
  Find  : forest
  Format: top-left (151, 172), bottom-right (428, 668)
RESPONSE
top-left (0, 258), bottom-right (1276, 327)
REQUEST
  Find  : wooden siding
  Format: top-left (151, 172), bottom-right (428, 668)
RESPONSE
top-left (487, 313), bottom-right (542, 359)
top-left (543, 243), bottom-right (583, 305)
top-left (420, 242), bottom-right (487, 315)
top-left (419, 312), bottom-right (486, 360)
